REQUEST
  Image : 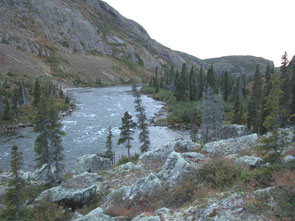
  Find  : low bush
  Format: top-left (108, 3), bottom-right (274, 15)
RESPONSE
top-left (33, 199), bottom-right (69, 221)
top-left (198, 158), bottom-right (242, 189)
top-left (117, 154), bottom-right (140, 166)
top-left (0, 207), bottom-right (33, 221)
top-left (241, 166), bottom-right (275, 188)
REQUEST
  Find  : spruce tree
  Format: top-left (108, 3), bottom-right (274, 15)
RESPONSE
top-left (4, 145), bottom-right (25, 219)
top-left (118, 112), bottom-right (136, 161)
top-left (105, 126), bottom-right (114, 164)
top-left (280, 52), bottom-right (291, 126)
top-left (189, 67), bottom-right (197, 101)
top-left (233, 94), bottom-right (242, 124)
top-left (3, 98), bottom-right (11, 121)
top-left (48, 104), bottom-right (65, 184)
top-left (0, 94), bottom-right (3, 117)
top-left (248, 64), bottom-right (263, 133)
top-left (33, 79), bottom-right (41, 107)
top-left (207, 64), bottom-right (216, 92)
top-left (290, 65), bottom-right (295, 122)
top-left (222, 71), bottom-right (230, 101)
top-left (134, 90), bottom-right (150, 153)
top-left (174, 63), bottom-right (188, 101)
top-left (197, 67), bottom-right (205, 100)
top-left (200, 86), bottom-right (224, 142)
top-left (11, 87), bottom-right (18, 117)
top-left (258, 72), bottom-right (286, 164)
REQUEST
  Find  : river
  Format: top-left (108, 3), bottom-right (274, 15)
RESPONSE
top-left (0, 86), bottom-right (189, 172)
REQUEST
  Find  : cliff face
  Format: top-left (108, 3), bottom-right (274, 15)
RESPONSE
top-left (0, 0), bottom-right (274, 85)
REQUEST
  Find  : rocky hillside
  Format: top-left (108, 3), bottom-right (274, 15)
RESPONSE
top-left (0, 0), bottom-right (191, 86)
top-left (0, 0), bottom-right (275, 86)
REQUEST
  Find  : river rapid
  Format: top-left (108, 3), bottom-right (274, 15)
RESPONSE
top-left (0, 86), bottom-right (189, 172)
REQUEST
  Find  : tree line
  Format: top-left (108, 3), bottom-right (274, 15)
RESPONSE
top-left (149, 52), bottom-right (295, 139)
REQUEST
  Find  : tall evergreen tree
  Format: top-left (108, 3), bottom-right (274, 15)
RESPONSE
top-left (174, 63), bottom-right (188, 101)
top-left (48, 104), bottom-right (65, 184)
top-left (258, 72), bottom-right (286, 164)
top-left (105, 126), bottom-right (114, 164)
top-left (222, 71), bottom-right (230, 101)
top-left (133, 89), bottom-right (150, 153)
top-left (0, 94), bottom-right (3, 117)
top-left (11, 87), bottom-right (18, 117)
top-left (33, 79), bottom-right (41, 107)
top-left (200, 86), bottom-right (224, 143)
top-left (189, 67), bottom-right (197, 101)
top-left (4, 145), bottom-right (25, 219)
top-left (3, 98), bottom-right (11, 121)
top-left (118, 111), bottom-right (136, 161)
top-left (233, 94), bottom-right (242, 124)
top-left (207, 64), bottom-right (216, 92)
top-left (197, 67), bottom-right (205, 100)
top-left (248, 64), bottom-right (263, 133)
top-left (290, 65), bottom-right (295, 122)
top-left (280, 52), bottom-right (291, 126)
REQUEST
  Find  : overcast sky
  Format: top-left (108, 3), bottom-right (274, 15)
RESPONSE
top-left (103, 0), bottom-right (295, 67)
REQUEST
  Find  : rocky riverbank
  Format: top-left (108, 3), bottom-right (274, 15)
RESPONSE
top-left (1, 125), bottom-right (294, 220)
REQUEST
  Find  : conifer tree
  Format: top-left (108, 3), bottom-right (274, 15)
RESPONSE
top-left (11, 87), bottom-right (18, 117)
top-left (207, 64), bottom-right (216, 92)
top-left (133, 89), bottom-right (150, 153)
top-left (197, 67), bottom-right (205, 99)
top-left (200, 86), bottom-right (224, 142)
top-left (33, 79), bottom-right (41, 107)
top-left (118, 111), bottom-right (136, 161)
top-left (290, 65), bottom-right (295, 122)
top-left (248, 64), bottom-right (263, 133)
top-left (4, 145), bottom-right (25, 219)
top-left (3, 98), bottom-right (11, 121)
top-left (258, 72), bottom-right (287, 164)
top-left (222, 71), bottom-right (230, 101)
top-left (105, 126), bottom-right (114, 164)
top-left (189, 67), bottom-right (197, 101)
top-left (233, 94), bottom-right (243, 124)
top-left (48, 104), bottom-right (65, 184)
top-left (280, 52), bottom-right (291, 126)
top-left (0, 94), bottom-right (3, 117)
top-left (174, 63), bottom-right (188, 101)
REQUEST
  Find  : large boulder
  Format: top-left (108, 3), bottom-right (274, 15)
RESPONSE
top-left (118, 162), bottom-right (142, 171)
top-left (157, 151), bottom-right (198, 185)
top-left (235, 156), bottom-right (263, 168)
top-left (73, 207), bottom-right (114, 221)
top-left (283, 155), bottom-right (295, 163)
top-left (173, 139), bottom-right (200, 153)
top-left (220, 124), bottom-right (249, 139)
top-left (203, 134), bottom-right (259, 155)
top-left (35, 184), bottom-right (97, 208)
top-left (33, 164), bottom-right (65, 183)
top-left (137, 139), bottom-right (199, 170)
top-left (75, 154), bottom-right (111, 173)
top-left (104, 173), bottom-right (162, 210)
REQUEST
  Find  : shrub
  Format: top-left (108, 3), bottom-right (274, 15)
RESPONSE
top-left (0, 207), bottom-right (33, 221)
top-left (241, 166), bottom-right (275, 188)
top-left (198, 158), bottom-right (242, 189)
top-left (117, 154), bottom-right (140, 166)
top-left (33, 199), bottom-right (69, 221)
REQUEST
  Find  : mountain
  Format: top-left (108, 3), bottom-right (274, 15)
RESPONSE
top-left (0, 0), bottom-right (274, 86)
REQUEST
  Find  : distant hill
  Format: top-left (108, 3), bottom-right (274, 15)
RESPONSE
top-left (203, 55), bottom-right (274, 76)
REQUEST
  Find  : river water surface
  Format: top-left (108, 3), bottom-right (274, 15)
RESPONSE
top-left (0, 86), bottom-right (189, 172)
